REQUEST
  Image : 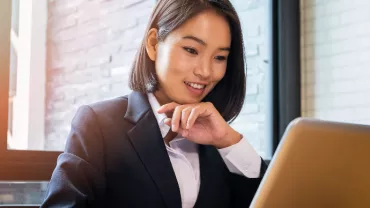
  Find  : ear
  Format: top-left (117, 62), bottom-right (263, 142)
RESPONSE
top-left (146, 28), bottom-right (159, 61)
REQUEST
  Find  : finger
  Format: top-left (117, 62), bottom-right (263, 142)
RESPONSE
top-left (171, 106), bottom-right (184, 132)
top-left (177, 128), bottom-right (189, 138)
top-left (164, 118), bottom-right (171, 126)
top-left (181, 107), bottom-right (192, 130)
top-left (157, 102), bottom-right (180, 114)
top-left (199, 102), bottom-right (212, 117)
top-left (187, 106), bottom-right (201, 129)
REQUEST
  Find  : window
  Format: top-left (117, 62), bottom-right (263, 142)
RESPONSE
top-left (229, 0), bottom-right (272, 159)
top-left (7, 0), bottom-right (47, 150)
top-left (0, 0), bottom-right (274, 205)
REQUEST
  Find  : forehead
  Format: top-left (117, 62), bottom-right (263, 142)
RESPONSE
top-left (168, 10), bottom-right (231, 46)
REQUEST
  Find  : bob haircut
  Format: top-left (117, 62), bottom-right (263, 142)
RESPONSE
top-left (129, 0), bottom-right (246, 123)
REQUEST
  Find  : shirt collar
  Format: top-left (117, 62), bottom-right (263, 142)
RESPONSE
top-left (147, 93), bottom-right (171, 138)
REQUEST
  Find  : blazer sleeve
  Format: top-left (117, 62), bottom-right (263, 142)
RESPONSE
top-left (41, 105), bottom-right (107, 208)
top-left (228, 158), bottom-right (268, 208)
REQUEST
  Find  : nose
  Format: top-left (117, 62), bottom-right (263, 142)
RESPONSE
top-left (194, 59), bottom-right (212, 80)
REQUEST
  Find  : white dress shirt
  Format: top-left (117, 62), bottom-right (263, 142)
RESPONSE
top-left (147, 93), bottom-right (262, 208)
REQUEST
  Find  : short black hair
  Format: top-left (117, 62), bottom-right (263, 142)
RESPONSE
top-left (129, 0), bottom-right (246, 123)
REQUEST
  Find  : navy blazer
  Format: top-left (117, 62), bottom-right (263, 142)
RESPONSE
top-left (41, 91), bottom-right (267, 208)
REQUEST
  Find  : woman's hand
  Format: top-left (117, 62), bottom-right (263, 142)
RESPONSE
top-left (157, 102), bottom-right (242, 148)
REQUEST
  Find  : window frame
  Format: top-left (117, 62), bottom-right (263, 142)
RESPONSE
top-left (270, 0), bottom-right (302, 152)
top-left (0, 0), bottom-right (59, 182)
top-left (8, 0), bottom-right (47, 150)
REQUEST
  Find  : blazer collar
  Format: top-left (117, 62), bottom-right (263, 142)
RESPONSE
top-left (124, 91), bottom-right (182, 208)
top-left (124, 91), bottom-right (151, 124)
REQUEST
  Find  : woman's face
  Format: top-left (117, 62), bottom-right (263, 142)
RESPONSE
top-left (148, 9), bottom-right (231, 105)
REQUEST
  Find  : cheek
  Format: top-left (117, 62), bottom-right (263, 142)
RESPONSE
top-left (155, 45), bottom-right (171, 76)
top-left (212, 64), bottom-right (227, 82)
top-left (160, 47), bottom-right (196, 77)
top-left (155, 46), bottom-right (193, 88)
top-left (170, 47), bottom-right (197, 72)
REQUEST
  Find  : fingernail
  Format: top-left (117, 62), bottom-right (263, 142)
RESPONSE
top-left (172, 125), bottom-right (176, 130)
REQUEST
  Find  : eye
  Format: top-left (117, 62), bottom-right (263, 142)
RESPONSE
top-left (183, 47), bottom-right (198, 55)
top-left (215, 56), bottom-right (227, 61)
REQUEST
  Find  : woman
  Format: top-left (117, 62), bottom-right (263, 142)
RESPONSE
top-left (41, 0), bottom-right (267, 207)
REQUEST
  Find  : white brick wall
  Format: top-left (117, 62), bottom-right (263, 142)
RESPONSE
top-left (45, 0), bottom-right (155, 150)
top-left (301, 0), bottom-right (370, 125)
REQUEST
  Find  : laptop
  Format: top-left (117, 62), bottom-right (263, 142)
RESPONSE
top-left (250, 117), bottom-right (370, 208)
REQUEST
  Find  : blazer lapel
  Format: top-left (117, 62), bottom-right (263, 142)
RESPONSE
top-left (124, 91), bottom-right (181, 208)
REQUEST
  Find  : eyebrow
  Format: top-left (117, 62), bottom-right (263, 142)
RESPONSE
top-left (182, 35), bottom-right (231, 51)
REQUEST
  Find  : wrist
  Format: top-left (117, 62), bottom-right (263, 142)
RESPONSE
top-left (213, 128), bottom-right (242, 149)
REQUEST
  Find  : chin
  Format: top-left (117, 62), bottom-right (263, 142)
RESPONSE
top-left (171, 96), bottom-right (201, 105)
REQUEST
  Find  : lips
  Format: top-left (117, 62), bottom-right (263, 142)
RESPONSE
top-left (184, 81), bottom-right (206, 90)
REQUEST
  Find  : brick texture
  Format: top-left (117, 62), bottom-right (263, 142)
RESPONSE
top-left (301, 0), bottom-right (370, 125)
top-left (45, 0), bottom-right (155, 150)
top-left (45, 0), bottom-right (268, 158)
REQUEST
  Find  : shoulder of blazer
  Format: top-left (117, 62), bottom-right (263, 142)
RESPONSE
top-left (85, 95), bottom-right (129, 123)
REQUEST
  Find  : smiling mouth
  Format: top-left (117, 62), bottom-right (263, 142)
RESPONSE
top-left (184, 81), bottom-right (206, 90)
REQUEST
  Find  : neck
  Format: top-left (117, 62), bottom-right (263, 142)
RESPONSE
top-left (153, 90), bottom-right (173, 118)
top-left (153, 90), bottom-right (171, 105)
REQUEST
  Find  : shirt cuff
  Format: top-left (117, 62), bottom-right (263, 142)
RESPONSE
top-left (218, 136), bottom-right (261, 178)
